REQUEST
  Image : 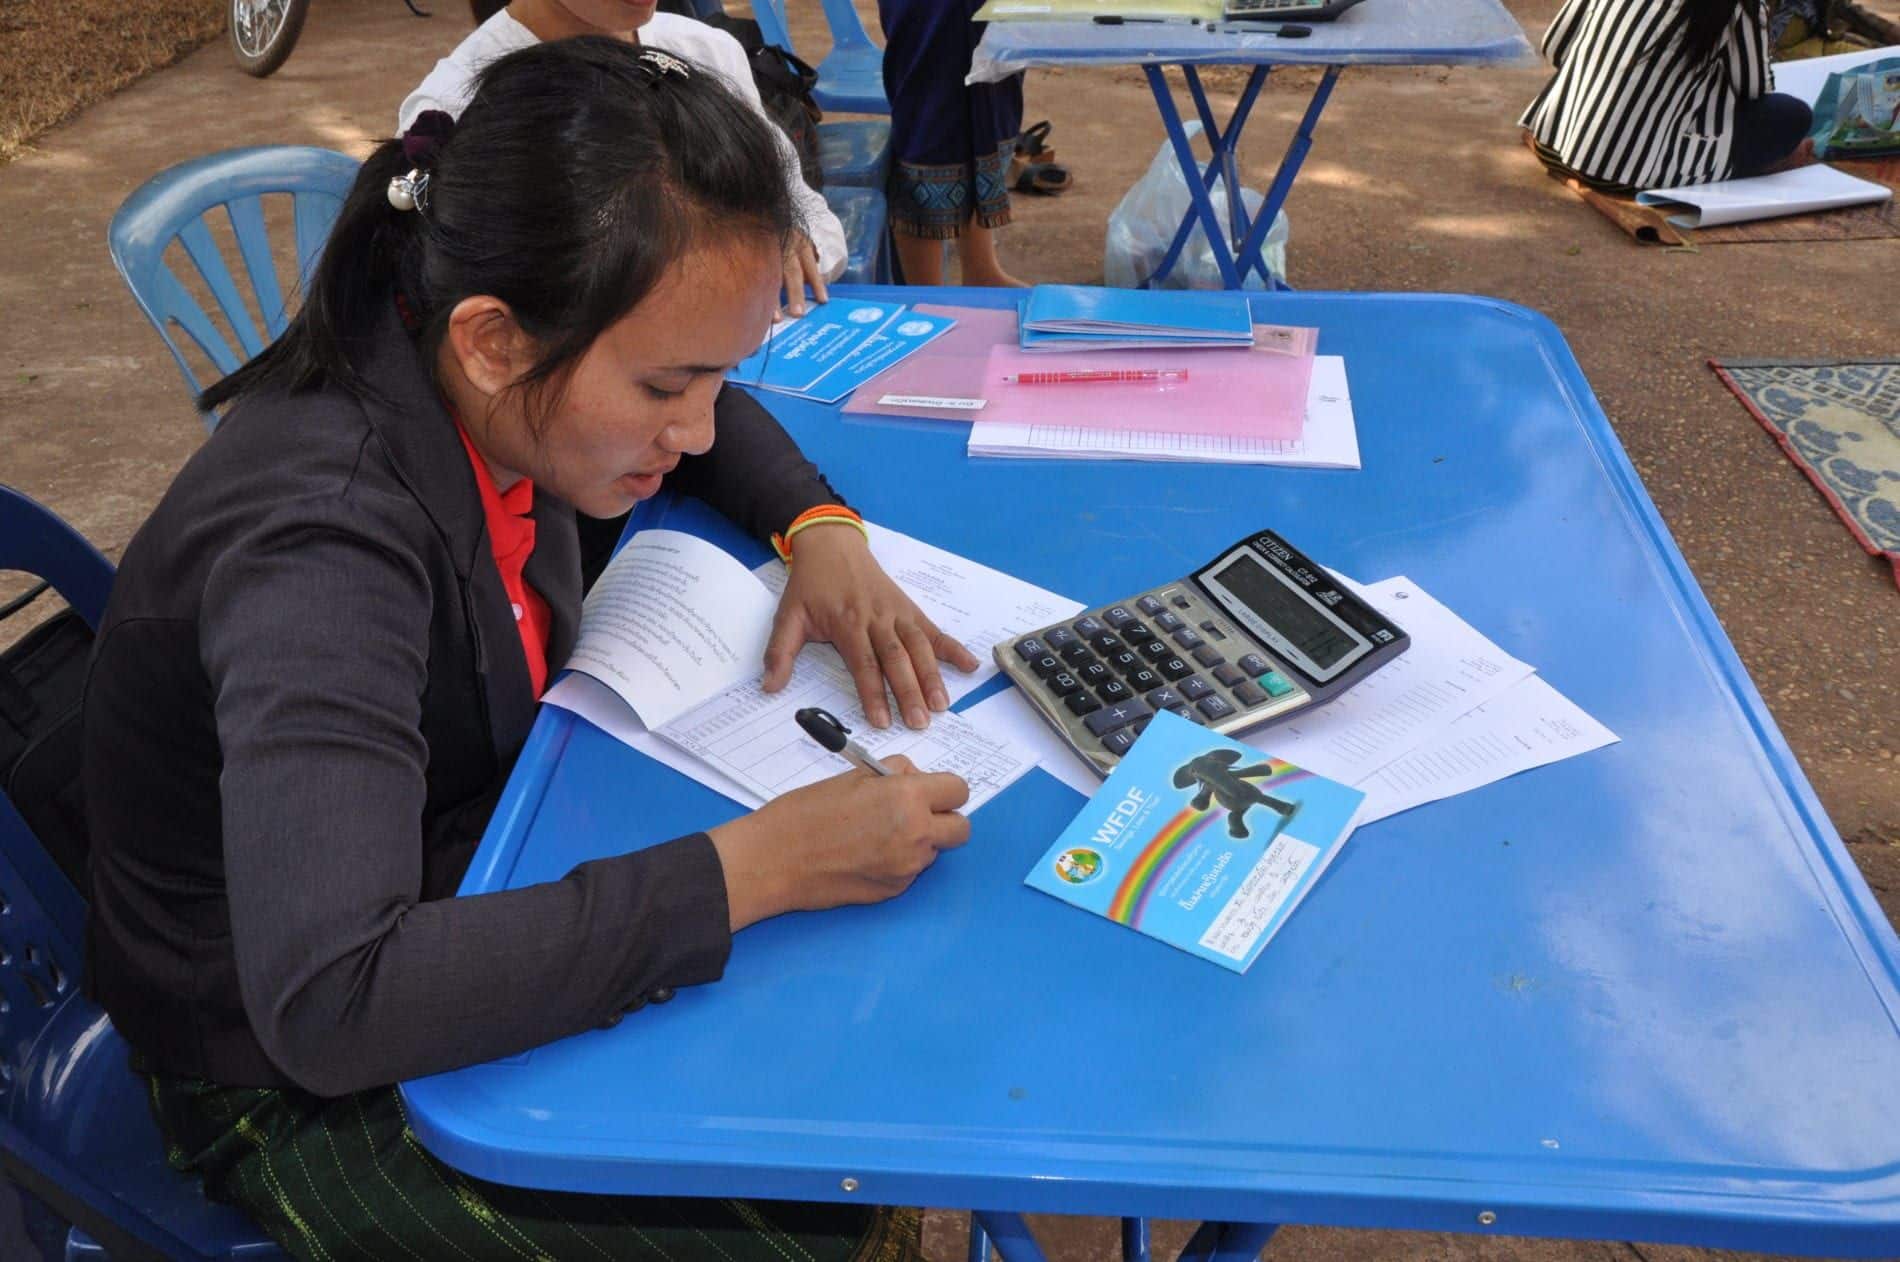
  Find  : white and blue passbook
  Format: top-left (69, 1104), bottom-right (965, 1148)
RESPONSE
top-left (728, 299), bottom-right (956, 404)
top-left (1019, 284), bottom-right (1255, 352)
top-left (1025, 709), bottom-right (1364, 973)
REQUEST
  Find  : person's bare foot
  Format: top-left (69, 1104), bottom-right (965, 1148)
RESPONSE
top-left (1759, 137), bottom-right (1818, 175)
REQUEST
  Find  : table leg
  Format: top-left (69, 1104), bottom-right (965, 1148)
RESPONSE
top-left (967, 1216), bottom-right (995, 1262)
top-left (1121, 1215), bottom-right (1152, 1262)
top-left (972, 1211), bottom-right (1048, 1262)
top-left (1233, 65), bottom-right (1343, 289)
top-left (1172, 65), bottom-right (1271, 251)
top-left (1139, 61), bottom-right (1341, 291)
top-left (1142, 64), bottom-right (1244, 289)
top-left (1176, 1220), bottom-right (1280, 1262)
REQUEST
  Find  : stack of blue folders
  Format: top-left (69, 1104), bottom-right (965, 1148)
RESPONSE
top-left (1019, 284), bottom-right (1255, 352)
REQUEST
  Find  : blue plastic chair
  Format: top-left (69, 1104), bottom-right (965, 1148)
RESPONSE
top-left (751, 0), bottom-right (891, 115)
top-left (107, 146), bottom-right (358, 431)
top-left (822, 185), bottom-right (892, 285)
top-left (0, 485), bottom-right (285, 1262)
top-left (816, 117), bottom-right (893, 190)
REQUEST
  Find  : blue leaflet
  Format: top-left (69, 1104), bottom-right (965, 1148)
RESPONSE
top-left (728, 301), bottom-right (956, 402)
top-left (1025, 709), bottom-right (1364, 973)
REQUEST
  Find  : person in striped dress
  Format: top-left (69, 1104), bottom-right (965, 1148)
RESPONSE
top-left (1522, 0), bottom-right (1817, 192)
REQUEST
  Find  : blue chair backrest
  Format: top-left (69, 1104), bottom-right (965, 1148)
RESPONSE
top-left (817, 0), bottom-right (880, 53)
top-left (0, 487), bottom-right (280, 1260)
top-left (0, 485), bottom-right (110, 1113)
top-left (751, 0), bottom-right (882, 59)
top-left (107, 146), bottom-right (359, 431)
top-left (749, 0), bottom-right (794, 51)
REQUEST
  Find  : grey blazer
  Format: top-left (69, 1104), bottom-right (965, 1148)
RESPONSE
top-left (84, 305), bottom-right (838, 1096)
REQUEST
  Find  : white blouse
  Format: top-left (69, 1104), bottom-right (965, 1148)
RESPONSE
top-left (400, 11), bottom-right (846, 279)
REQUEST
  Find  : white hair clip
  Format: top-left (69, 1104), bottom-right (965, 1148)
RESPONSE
top-left (387, 168), bottom-right (430, 213)
top-left (636, 49), bottom-right (691, 80)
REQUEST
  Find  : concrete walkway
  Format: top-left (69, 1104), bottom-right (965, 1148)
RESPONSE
top-left (0, 1), bottom-right (1891, 1258)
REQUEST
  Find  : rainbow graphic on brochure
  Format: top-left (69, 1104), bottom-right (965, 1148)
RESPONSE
top-left (1026, 711), bottom-right (1365, 973)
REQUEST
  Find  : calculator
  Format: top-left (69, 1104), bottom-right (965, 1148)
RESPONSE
top-left (997, 529), bottom-right (1408, 776)
top-left (1221, 0), bottom-right (1367, 21)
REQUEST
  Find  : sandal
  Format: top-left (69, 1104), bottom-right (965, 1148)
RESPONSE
top-left (1015, 119), bottom-right (1057, 166)
top-left (1012, 160), bottom-right (1072, 195)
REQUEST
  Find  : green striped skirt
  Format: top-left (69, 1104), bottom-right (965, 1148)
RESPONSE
top-left (146, 1073), bottom-right (923, 1262)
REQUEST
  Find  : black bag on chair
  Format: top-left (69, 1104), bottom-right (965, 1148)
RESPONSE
top-left (697, 14), bottom-right (827, 193)
top-left (0, 588), bottom-right (93, 895)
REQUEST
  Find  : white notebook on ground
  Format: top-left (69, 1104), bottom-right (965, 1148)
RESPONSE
top-left (1635, 163), bottom-right (1891, 228)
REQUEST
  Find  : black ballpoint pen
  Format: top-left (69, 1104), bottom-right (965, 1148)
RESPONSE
top-left (795, 707), bottom-right (896, 777)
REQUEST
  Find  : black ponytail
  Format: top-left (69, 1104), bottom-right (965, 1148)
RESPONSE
top-left (200, 36), bottom-right (799, 419)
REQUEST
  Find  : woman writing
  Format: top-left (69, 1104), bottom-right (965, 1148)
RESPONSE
top-left (84, 38), bottom-right (967, 1261)
top-left (1522, 0), bottom-right (1815, 192)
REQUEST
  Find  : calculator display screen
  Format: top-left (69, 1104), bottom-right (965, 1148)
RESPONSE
top-left (1203, 552), bottom-right (1365, 679)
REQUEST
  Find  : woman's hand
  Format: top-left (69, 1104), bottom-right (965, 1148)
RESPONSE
top-left (764, 522), bottom-right (981, 729)
top-left (708, 757), bottom-right (971, 931)
top-left (780, 229), bottom-right (829, 318)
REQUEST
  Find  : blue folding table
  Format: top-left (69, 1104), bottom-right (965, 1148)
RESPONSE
top-left (966, 2), bottom-right (1532, 289)
top-left (402, 287), bottom-right (1900, 1260)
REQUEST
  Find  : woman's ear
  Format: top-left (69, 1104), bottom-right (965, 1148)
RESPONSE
top-left (443, 296), bottom-right (536, 400)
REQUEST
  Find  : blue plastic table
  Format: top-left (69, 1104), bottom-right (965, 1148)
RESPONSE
top-left (967, 2), bottom-right (1533, 289)
top-left (403, 287), bottom-right (1900, 1260)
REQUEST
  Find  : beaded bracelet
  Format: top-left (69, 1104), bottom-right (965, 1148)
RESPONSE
top-left (770, 504), bottom-right (868, 563)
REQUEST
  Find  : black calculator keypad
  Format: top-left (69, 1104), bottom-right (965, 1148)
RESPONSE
top-left (1083, 699), bottom-right (1151, 737)
top-left (1197, 694), bottom-right (1236, 721)
top-left (1159, 656), bottom-right (1196, 681)
top-left (1018, 590), bottom-right (1315, 764)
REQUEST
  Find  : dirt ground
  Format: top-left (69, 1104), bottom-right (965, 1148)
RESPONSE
top-left (0, 0), bottom-right (1895, 1258)
top-left (0, 0), bottom-right (224, 161)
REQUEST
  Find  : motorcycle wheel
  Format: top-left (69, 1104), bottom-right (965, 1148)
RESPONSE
top-left (229, 0), bottom-right (311, 78)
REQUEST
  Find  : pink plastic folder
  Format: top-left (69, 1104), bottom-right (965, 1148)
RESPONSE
top-left (841, 304), bottom-right (1017, 418)
top-left (978, 335), bottom-right (1315, 439)
top-left (845, 305), bottom-right (1317, 440)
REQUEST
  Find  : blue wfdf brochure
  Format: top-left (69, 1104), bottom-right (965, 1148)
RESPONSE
top-left (728, 300), bottom-right (955, 403)
top-left (1025, 710), bottom-right (1364, 973)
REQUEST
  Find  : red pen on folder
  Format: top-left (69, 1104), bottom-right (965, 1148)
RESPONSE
top-left (1001, 368), bottom-right (1189, 386)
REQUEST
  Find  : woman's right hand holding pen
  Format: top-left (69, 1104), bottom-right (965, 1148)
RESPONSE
top-left (707, 757), bottom-right (970, 931)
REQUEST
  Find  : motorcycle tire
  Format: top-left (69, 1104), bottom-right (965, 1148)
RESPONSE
top-left (229, 0), bottom-right (312, 78)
